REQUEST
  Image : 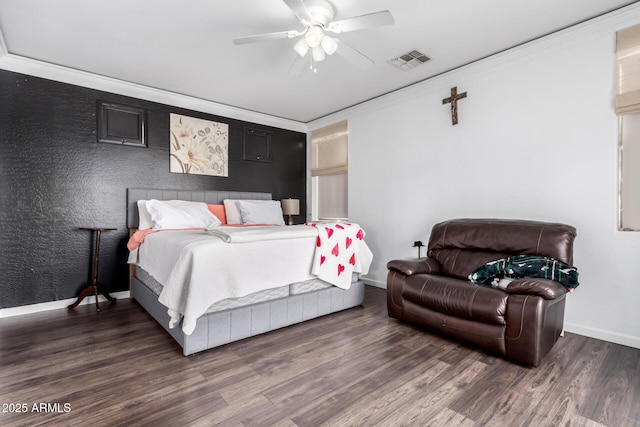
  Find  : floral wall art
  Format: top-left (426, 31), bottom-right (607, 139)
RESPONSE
top-left (169, 113), bottom-right (229, 177)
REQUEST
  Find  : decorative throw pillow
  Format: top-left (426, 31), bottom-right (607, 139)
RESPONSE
top-left (207, 204), bottom-right (227, 224)
top-left (469, 255), bottom-right (579, 290)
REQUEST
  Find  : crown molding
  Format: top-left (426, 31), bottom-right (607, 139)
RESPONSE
top-left (3, 3), bottom-right (640, 134)
top-left (308, 2), bottom-right (640, 130)
top-left (0, 53), bottom-right (307, 133)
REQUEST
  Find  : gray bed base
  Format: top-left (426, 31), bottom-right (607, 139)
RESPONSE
top-left (127, 188), bottom-right (365, 356)
top-left (131, 274), bottom-right (365, 355)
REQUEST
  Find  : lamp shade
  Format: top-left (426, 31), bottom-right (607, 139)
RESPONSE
top-left (281, 198), bottom-right (300, 215)
top-left (293, 38), bottom-right (309, 57)
top-left (312, 45), bottom-right (326, 62)
top-left (320, 35), bottom-right (338, 55)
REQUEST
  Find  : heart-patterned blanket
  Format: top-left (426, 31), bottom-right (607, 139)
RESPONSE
top-left (306, 222), bottom-right (372, 289)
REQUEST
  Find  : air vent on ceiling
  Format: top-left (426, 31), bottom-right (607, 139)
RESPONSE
top-left (388, 49), bottom-right (431, 71)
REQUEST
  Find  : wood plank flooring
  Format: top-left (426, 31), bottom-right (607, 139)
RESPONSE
top-left (1, 286), bottom-right (639, 427)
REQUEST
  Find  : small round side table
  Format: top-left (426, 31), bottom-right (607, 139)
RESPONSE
top-left (67, 227), bottom-right (117, 312)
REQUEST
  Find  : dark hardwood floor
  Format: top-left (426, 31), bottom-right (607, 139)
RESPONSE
top-left (1, 286), bottom-right (639, 427)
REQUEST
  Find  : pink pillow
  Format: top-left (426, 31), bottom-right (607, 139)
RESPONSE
top-left (208, 204), bottom-right (227, 224)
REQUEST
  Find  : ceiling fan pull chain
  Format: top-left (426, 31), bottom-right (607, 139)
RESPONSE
top-left (310, 55), bottom-right (317, 73)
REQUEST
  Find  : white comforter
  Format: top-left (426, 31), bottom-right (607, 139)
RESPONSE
top-left (134, 225), bottom-right (372, 335)
top-left (205, 224), bottom-right (317, 242)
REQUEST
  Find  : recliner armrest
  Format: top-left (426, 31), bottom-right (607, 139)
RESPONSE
top-left (387, 258), bottom-right (441, 276)
top-left (504, 278), bottom-right (568, 300)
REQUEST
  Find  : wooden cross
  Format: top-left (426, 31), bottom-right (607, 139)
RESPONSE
top-left (442, 86), bottom-right (467, 125)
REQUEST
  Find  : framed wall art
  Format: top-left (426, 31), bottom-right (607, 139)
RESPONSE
top-left (169, 113), bottom-right (229, 177)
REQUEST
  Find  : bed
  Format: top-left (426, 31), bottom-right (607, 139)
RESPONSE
top-left (126, 188), bottom-right (370, 355)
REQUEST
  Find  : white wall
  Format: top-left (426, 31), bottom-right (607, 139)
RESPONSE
top-left (311, 5), bottom-right (640, 349)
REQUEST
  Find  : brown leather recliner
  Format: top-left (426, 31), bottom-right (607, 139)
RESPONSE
top-left (387, 218), bottom-right (577, 367)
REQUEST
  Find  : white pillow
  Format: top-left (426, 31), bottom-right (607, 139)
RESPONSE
top-left (145, 199), bottom-right (221, 229)
top-left (237, 200), bottom-right (285, 225)
top-left (223, 199), bottom-right (243, 224)
top-left (137, 200), bottom-right (155, 230)
top-left (137, 199), bottom-right (207, 229)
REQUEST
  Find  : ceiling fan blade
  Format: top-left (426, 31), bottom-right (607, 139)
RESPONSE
top-left (327, 10), bottom-right (394, 33)
top-left (335, 39), bottom-right (374, 69)
top-left (282, 0), bottom-right (314, 26)
top-left (233, 30), bottom-right (301, 45)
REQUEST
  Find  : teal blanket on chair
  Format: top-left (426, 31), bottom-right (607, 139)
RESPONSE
top-left (469, 255), bottom-right (579, 291)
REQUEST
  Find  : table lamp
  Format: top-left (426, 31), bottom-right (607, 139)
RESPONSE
top-left (281, 198), bottom-right (300, 225)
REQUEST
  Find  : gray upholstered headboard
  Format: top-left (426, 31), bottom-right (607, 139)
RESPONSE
top-left (126, 188), bottom-right (272, 228)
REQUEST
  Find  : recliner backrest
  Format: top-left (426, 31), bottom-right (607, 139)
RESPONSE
top-left (427, 218), bottom-right (577, 280)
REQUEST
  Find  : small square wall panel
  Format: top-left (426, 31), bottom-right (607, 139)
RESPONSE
top-left (97, 101), bottom-right (147, 147)
top-left (243, 127), bottom-right (272, 162)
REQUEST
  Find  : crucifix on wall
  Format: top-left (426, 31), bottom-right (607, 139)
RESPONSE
top-left (442, 86), bottom-right (467, 125)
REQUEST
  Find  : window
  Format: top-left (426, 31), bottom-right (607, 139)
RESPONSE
top-left (619, 113), bottom-right (640, 230)
top-left (617, 23), bottom-right (640, 230)
top-left (311, 120), bottom-right (348, 220)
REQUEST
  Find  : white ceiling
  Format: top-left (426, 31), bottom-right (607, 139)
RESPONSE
top-left (0, 0), bottom-right (637, 123)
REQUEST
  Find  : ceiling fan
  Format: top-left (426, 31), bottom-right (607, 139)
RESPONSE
top-left (232, 0), bottom-right (394, 74)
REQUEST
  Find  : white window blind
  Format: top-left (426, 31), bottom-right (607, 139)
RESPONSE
top-left (317, 172), bottom-right (348, 220)
top-left (619, 113), bottom-right (640, 230)
top-left (616, 23), bottom-right (640, 115)
top-left (311, 120), bottom-right (348, 176)
top-left (311, 120), bottom-right (348, 220)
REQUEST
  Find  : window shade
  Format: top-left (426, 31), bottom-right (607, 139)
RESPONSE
top-left (311, 120), bottom-right (348, 176)
top-left (318, 172), bottom-right (348, 220)
top-left (616, 23), bottom-right (640, 115)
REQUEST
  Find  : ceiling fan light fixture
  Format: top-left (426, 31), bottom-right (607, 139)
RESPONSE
top-left (305, 26), bottom-right (324, 48)
top-left (320, 34), bottom-right (338, 55)
top-left (293, 37), bottom-right (310, 57)
top-left (233, 0), bottom-right (392, 74)
top-left (312, 45), bottom-right (326, 62)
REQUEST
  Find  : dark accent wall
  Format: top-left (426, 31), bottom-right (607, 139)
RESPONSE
top-left (0, 69), bottom-right (306, 309)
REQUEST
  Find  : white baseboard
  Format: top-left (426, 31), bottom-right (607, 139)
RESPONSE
top-left (359, 279), bottom-right (640, 350)
top-left (563, 322), bottom-right (640, 350)
top-left (4, 289), bottom-right (638, 351)
top-left (0, 291), bottom-right (130, 318)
